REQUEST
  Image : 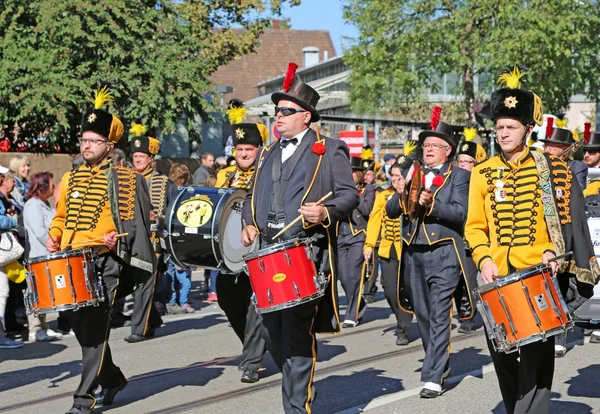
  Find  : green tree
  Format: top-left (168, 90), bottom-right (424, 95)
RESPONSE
top-left (343, 0), bottom-right (600, 124)
top-left (0, 0), bottom-right (299, 152)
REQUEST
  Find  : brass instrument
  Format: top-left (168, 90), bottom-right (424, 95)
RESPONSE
top-left (557, 139), bottom-right (584, 161)
top-left (402, 160), bottom-right (425, 222)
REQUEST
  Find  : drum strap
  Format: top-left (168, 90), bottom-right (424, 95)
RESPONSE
top-left (266, 147), bottom-right (288, 243)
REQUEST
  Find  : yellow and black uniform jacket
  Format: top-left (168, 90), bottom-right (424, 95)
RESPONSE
top-left (50, 159), bottom-right (155, 272)
top-left (465, 147), bottom-right (599, 287)
top-left (364, 188), bottom-right (401, 258)
top-left (215, 164), bottom-right (255, 189)
top-left (584, 180), bottom-right (600, 198)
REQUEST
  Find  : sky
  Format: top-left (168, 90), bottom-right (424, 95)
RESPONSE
top-left (279, 0), bottom-right (359, 54)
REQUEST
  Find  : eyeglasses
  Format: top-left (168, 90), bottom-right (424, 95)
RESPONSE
top-left (585, 149), bottom-right (599, 155)
top-left (274, 106), bottom-right (307, 117)
top-left (423, 143), bottom-right (448, 150)
top-left (457, 159), bottom-right (475, 165)
top-left (78, 138), bottom-right (108, 146)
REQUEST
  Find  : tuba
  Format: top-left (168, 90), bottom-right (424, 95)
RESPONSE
top-left (402, 159), bottom-right (425, 222)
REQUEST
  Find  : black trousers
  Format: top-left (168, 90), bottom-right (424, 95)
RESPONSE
top-left (362, 251), bottom-right (379, 301)
top-left (337, 234), bottom-right (365, 322)
top-left (262, 300), bottom-right (319, 414)
top-left (129, 267), bottom-right (162, 336)
top-left (403, 243), bottom-right (460, 384)
top-left (486, 333), bottom-right (554, 414)
top-left (216, 273), bottom-right (266, 371)
top-left (68, 254), bottom-right (127, 410)
top-left (458, 251), bottom-right (479, 328)
top-left (379, 248), bottom-right (412, 333)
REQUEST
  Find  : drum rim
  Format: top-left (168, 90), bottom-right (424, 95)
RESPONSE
top-left (254, 290), bottom-right (325, 314)
top-left (24, 247), bottom-right (95, 266)
top-left (476, 263), bottom-right (551, 293)
top-left (243, 237), bottom-right (313, 260)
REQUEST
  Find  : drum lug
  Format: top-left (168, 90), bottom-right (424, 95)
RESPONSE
top-left (498, 291), bottom-right (518, 340)
top-left (293, 282), bottom-right (300, 298)
top-left (258, 260), bottom-right (265, 273)
top-left (267, 289), bottom-right (274, 305)
top-left (251, 293), bottom-right (257, 305)
top-left (284, 252), bottom-right (291, 267)
top-left (304, 246), bottom-right (312, 261)
top-left (44, 262), bottom-right (55, 309)
top-left (313, 276), bottom-right (321, 290)
top-left (66, 258), bottom-right (77, 304)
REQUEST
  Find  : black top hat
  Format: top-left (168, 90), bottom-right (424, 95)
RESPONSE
top-left (81, 86), bottom-right (124, 143)
top-left (271, 63), bottom-right (320, 122)
top-left (539, 128), bottom-right (572, 145)
top-left (584, 132), bottom-right (600, 150)
top-left (350, 156), bottom-right (368, 171)
top-left (490, 66), bottom-right (543, 127)
top-left (231, 123), bottom-right (267, 147)
top-left (418, 121), bottom-right (457, 156)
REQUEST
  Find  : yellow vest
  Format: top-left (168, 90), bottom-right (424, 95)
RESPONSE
top-left (215, 165), bottom-right (255, 189)
top-left (364, 188), bottom-right (402, 259)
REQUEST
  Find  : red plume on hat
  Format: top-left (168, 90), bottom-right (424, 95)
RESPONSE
top-left (430, 106), bottom-right (442, 130)
top-left (584, 122), bottom-right (592, 144)
top-left (283, 63), bottom-right (298, 92)
top-left (545, 117), bottom-right (554, 139)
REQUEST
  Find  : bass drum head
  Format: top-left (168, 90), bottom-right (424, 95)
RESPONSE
top-left (218, 189), bottom-right (258, 273)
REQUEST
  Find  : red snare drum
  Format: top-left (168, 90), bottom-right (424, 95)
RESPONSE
top-left (474, 263), bottom-right (572, 353)
top-left (24, 248), bottom-right (103, 315)
top-left (244, 238), bottom-right (327, 313)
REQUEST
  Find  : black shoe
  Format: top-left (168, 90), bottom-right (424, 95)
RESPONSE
top-left (97, 378), bottom-right (128, 406)
top-left (238, 363), bottom-right (245, 371)
top-left (419, 387), bottom-right (441, 399)
top-left (124, 334), bottom-right (146, 343)
top-left (65, 404), bottom-right (93, 414)
top-left (396, 332), bottom-right (409, 346)
top-left (110, 313), bottom-right (132, 328)
top-left (457, 322), bottom-right (475, 334)
top-left (241, 369), bottom-right (259, 383)
top-left (363, 295), bottom-right (376, 304)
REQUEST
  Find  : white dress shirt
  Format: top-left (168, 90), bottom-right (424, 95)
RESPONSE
top-left (424, 164), bottom-right (444, 189)
top-left (281, 128), bottom-right (310, 163)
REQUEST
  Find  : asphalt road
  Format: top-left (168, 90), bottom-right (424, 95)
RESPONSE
top-left (1, 273), bottom-right (599, 414)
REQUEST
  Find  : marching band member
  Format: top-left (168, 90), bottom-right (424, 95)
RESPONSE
top-left (454, 127), bottom-right (488, 334)
top-left (337, 155), bottom-right (375, 327)
top-left (241, 62), bottom-right (359, 413)
top-left (47, 86), bottom-right (155, 414)
top-left (539, 115), bottom-right (588, 190)
top-left (125, 125), bottom-right (176, 342)
top-left (216, 121), bottom-right (268, 384)
top-left (465, 66), bottom-right (599, 413)
top-left (363, 144), bottom-right (416, 345)
top-left (386, 109), bottom-right (474, 399)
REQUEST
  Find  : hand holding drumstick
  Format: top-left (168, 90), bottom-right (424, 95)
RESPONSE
top-left (271, 192), bottom-right (333, 240)
top-left (241, 220), bottom-right (257, 247)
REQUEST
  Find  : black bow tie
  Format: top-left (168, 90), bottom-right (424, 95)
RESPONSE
top-left (424, 167), bottom-right (441, 175)
top-left (280, 138), bottom-right (298, 148)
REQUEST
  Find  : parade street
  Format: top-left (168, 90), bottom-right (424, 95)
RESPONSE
top-left (0, 272), bottom-right (598, 414)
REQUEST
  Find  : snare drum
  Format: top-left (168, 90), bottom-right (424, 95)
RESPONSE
top-left (243, 238), bottom-right (327, 314)
top-left (164, 186), bottom-right (258, 273)
top-left (474, 263), bottom-right (572, 353)
top-left (23, 248), bottom-right (103, 315)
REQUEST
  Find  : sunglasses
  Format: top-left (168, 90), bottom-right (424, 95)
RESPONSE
top-left (275, 106), bottom-right (307, 117)
top-left (585, 149), bottom-right (599, 155)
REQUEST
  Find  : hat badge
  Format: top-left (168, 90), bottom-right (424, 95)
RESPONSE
top-left (504, 96), bottom-right (518, 109)
top-left (235, 128), bottom-right (245, 139)
top-left (87, 113), bottom-right (97, 123)
top-left (462, 143), bottom-right (469, 152)
top-left (398, 156), bottom-right (405, 164)
top-left (363, 161), bottom-right (370, 168)
top-left (134, 139), bottom-right (141, 147)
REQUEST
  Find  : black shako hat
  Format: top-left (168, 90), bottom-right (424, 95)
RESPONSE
top-left (490, 66), bottom-right (543, 127)
top-left (271, 63), bottom-right (320, 122)
top-left (231, 123), bottom-right (267, 147)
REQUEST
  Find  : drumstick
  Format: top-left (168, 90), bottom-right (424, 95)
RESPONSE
top-left (65, 233), bottom-right (129, 249)
top-left (242, 219), bottom-right (251, 240)
top-left (271, 191), bottom-right (333, 240)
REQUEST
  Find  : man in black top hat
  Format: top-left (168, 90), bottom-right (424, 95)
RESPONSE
top-left (540, 122), bottom-right (588, 190)
top-left (241, 62), bottom-right (359, 413)
top-left (337, 157), bottom-right (376, 328)
top-left (386, 112), bottom-right (474, 398)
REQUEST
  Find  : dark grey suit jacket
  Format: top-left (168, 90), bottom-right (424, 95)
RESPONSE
top-left (242, 128), bottom-right (360, 333)
top-left (568, 160), bottom-right (588, 193)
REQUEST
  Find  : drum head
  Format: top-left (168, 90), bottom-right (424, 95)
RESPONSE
top-left (218, 189), bottom-right (258, 273)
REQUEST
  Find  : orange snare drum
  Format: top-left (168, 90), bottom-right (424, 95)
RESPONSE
top-left (474, 263), bottom-right (572, 353)
top-left (24, 248), bottom-right (104, 315)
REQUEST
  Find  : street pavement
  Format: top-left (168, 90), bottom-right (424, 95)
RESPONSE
top-left (1, 271), bottom-right (599, 414)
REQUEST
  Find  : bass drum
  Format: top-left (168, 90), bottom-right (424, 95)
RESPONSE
top-left (164, 186), bottom-right (257, 274)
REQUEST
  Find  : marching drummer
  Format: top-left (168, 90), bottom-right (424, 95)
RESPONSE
top-left (215, 119), bottom-right (269, 384)
top-left (47, 86), bottom-right (156, 414)
top-left (241, 62), bottom-right (359, 413)
top-left (126, 124), bottom-right (176, 342)
top-left (464, 66), bottom-right (599, 414)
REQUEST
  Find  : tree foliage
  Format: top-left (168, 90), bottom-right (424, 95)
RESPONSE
top-left (0, 0), bottom-right (299, 152)
top-left (343, 0), bottom-right (600, 124)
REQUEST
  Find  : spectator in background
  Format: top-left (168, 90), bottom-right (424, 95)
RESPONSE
top-left (23, 172), bottom-right (64, 342)
top-left (164, 163), bottom-right (195, 314)
top-left (9, 155), bottom-right (30, 207)
top-left (193, 152), bottom-right (215, 185)
top-left (382, 153), bottom-right (396, 180)
top-left (109, 148), bottom-right (128, 168)
top-left (0, 165), bottom-right (23, 349)
top-left (0, 170), bottom-right (23, 215)
top-left (376, 171), bottom-right (389, 190)
top-left (215, 156), bottom-right (228, 171)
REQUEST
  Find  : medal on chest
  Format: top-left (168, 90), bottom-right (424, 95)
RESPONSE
top-left (495, 188), bottom-right (507, 202)
top-left (71, 190), bottom-right (80, 199)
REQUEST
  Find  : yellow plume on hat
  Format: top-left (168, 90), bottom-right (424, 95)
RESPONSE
top-left (404, 140), bottom-right (417, 156)
top-left (497, 66), bottom-right (525, 89)
top-left (463, 127), bottom-right (478, 142)
top-left (129, 122), bottom-right (147, 137)
top-left (572, 129), bottom-right (580, 142)
top-left (555, 117), bottom-right (568, 129)
top-left (91, 85), bottom-right (114, 109)
top-left (362, 146), bottom-right (374, 160)
top-left (256, 123), bottom-right (269, 144)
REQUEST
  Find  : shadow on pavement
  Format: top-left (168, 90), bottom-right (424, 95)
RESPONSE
top-left (0, 359), bottom-right (80, 393)
top-left (153, 313), bottom-right (228, 338)
top-left (312, 368), bottom-right (404, 413)
top-left (566, 364), bottom-right (600, 399)
top-left (0, 341), bottom-right (68, 363)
